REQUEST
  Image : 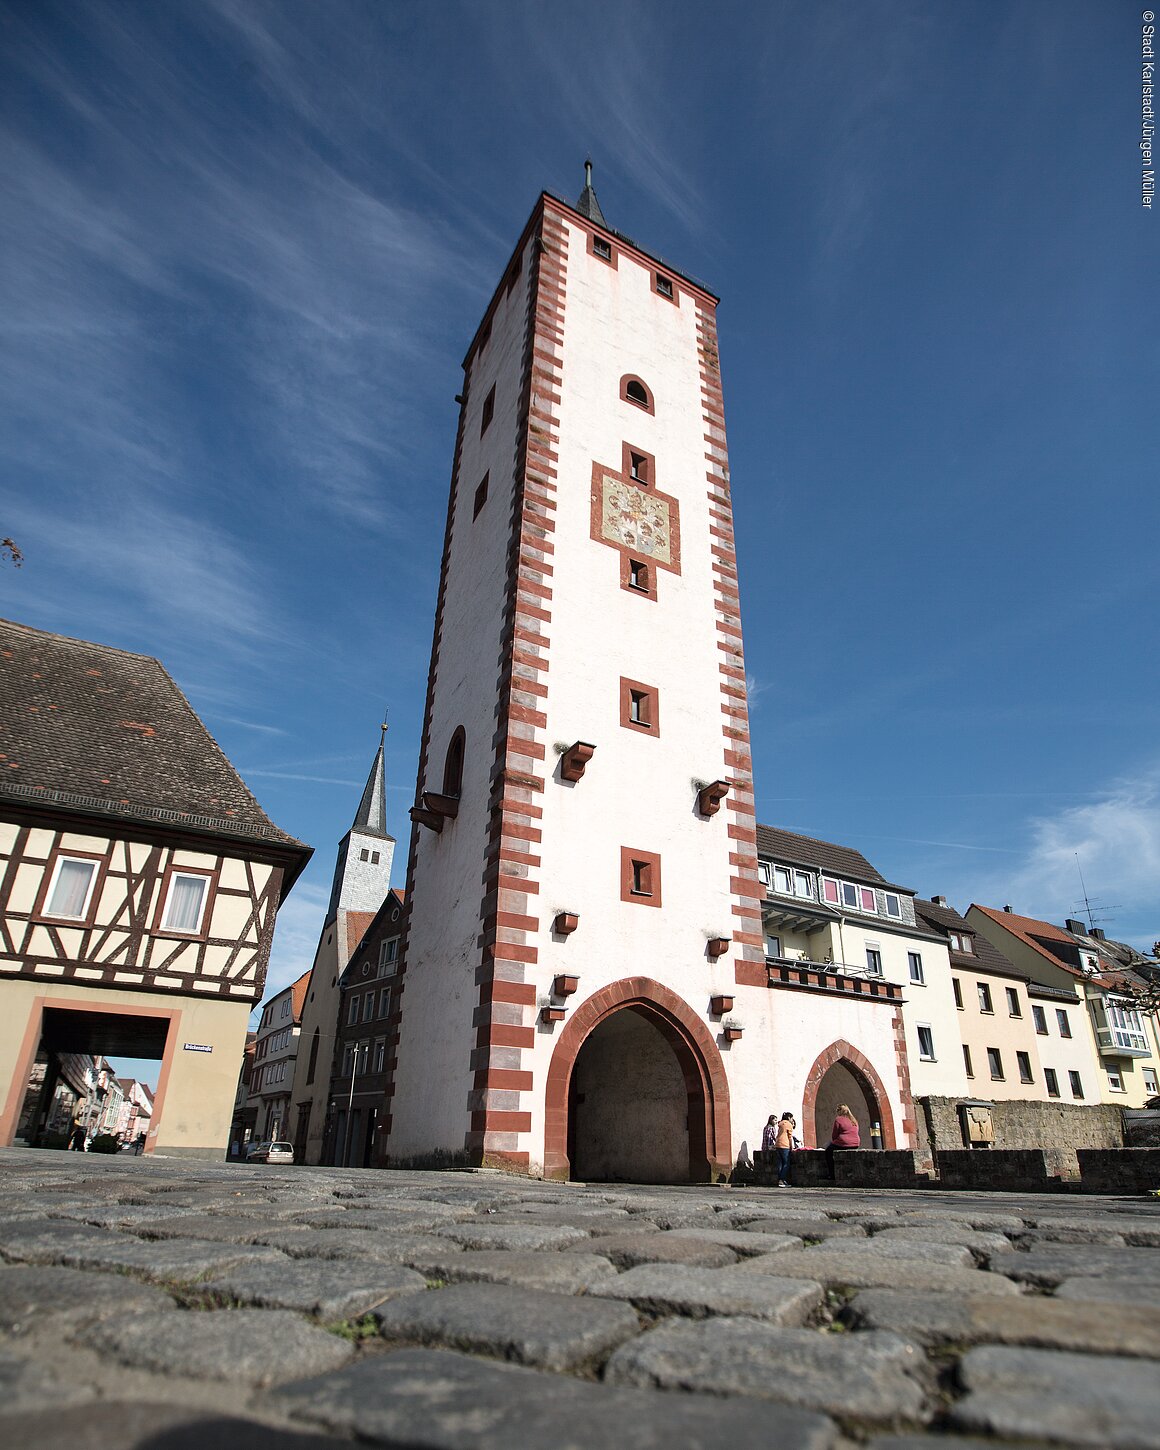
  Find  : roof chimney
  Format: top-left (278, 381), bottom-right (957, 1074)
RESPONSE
top-left (1065, 918), bottom-right (1087, 935)
top-left (1004, 904), bottom-right (1013, 914)
top-left (1090, 928), bottom-right (1106, 941)
top-left (932, 895), bottom-right (947, 908)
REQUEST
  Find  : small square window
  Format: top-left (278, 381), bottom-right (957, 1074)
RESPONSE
top-left (473, 473), bottom-right (489, 519)
top-left (359, 848), bottom-right (369, 862)
top-left (1056, 1009), bottom-right (1072, 1038)
top-left (917, 1025), bottom-right (935, 1060)
top-left (1107, 1068), bottom-right (1124, 1092)
top-left (621, 441), bottom-right (655, 488)
top-left (629, 559), bottom-right (649, 591)
top-left (162, 872), bottom-right (209, 935)
top-left (621, 554), bottom-right (656, 600)
top-left (629, 451), bottom-right (648, 483)
top-left (987, 1047), bottom-right (1004, 1080)
top-left (1016, 1051), bottom-right (1034, 1083)
top-left (593, 236), bottom-right (612, 261)
top-left (480, 384), bottom-right (495, 436)
top-left (620, 677), bottom-right (659, 735)
top-left (1032, 1005), bottom-right (1047, 1034)
top-left (1068, 1070), bottom-right (1084, 1098)
top-left (1006, 987), bottom-right (1021, 1017)
top-left (908, 952), bottom-right (925, 984)
top-left (1044, 1067), bottom-right (1060, 1097)
top-left (44, 856), bottom-right (99, 921)
top-left (654, 273), bottom-right (674, 299)
top-left (621, 846), bottom-right (662, 908)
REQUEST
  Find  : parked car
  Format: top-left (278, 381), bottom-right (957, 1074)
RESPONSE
top-left (247, 1140), bottom-right (294, 1164)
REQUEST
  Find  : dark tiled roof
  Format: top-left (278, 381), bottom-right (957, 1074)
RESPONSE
top-left (756, 824), bottom-right (907, 890)
top-left (0, 619), bottom-right (307, 853)
top-left (913, 898), bottom-right (1025, 978)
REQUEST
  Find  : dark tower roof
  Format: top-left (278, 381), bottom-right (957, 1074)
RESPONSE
top-left (351, 722), bottom-right (389, 839)
top-left (575, 158), bottom-right (606, 226)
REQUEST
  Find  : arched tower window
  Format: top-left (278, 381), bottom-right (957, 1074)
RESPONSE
top-left (442, 726), bottom-right (465, 798)
top-left (620, 374), bottom-right (654, 414)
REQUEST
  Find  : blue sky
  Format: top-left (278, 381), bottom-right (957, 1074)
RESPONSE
top-left (3, 0), bottom-right (1156, 1039)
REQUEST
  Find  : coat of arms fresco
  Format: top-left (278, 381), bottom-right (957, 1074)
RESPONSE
top-left (595, 473), bottom-right (678, 568)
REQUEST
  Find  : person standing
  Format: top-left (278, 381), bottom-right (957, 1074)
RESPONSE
top-left (824, 1103), bottom-right (861, 1178)
top-left (761, 1113), bottom-right (778, 1173)
top-left (775, 1112), bottom-right (796, 1187)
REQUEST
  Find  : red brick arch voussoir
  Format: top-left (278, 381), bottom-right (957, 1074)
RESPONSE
top-left (543, 976), bottom-right (732, 1182)
top-left (801, 1038), bottom-right (897, 1149)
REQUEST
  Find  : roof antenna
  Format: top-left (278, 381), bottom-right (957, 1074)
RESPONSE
top-left (1075, 853), bottom-right (1096, 931)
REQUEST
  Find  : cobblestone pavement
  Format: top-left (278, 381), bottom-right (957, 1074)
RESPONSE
top-left (2, 1149), bottom-right (1159, 1449)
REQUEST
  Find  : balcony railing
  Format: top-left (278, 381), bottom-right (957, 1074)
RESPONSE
top-left (765, 954), bottom-right (903, 1003)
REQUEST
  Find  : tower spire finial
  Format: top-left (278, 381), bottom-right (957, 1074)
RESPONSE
top-left (576, 157), bottom-right (606, 227)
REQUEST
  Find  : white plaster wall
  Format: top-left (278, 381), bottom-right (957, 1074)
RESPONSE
top-left (388, 242), bottom-right (534, 1158)
top-left (723, 980), bottom-right (906, 1155)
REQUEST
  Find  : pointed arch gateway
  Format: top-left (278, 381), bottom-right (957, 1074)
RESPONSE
top-left (801, 1038), bottom-right (897, 1150)
top-left (543, 977), bottom-right (732, 1183)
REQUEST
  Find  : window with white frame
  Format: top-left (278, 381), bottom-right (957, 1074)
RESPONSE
top-left (917, 1024), bottom-right (935, 1060)
top-left (1142, 1067), bottom-right (1158, 1095)
top-left (908, 952), bottom-right (924, 984)
top-left (1106, 1000), bottom-right (1148, 1052)
top-left (772, 866), bottom-right (792, 896)
top-left (44, 855), bottom-right (99, 920)
top-left (884, 893), bottom-right (902, 918)
top-left (162, 871), bottom-right (209, 934)
top-left (949, 931), bottom-right (974, 954)
top-left (821, 877), bottom-right (877, 912)
top-left (1106, 1067), bottom-right (1125, 1092)
top-left (793, 870), bottom-right (812, 899)
top-left (379, 937), bottom-right (400, 975)
top-left (757, 861), bottom-right (772, 889)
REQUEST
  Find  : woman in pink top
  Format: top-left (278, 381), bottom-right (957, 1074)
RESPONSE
top-left (824, 1103), bottom-right (860, 1178)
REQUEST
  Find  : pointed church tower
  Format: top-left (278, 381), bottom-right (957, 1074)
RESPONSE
top-left (384, 170), bottom-right (765, 1179)
top-left (288, 728), bottom-right (395, 1163)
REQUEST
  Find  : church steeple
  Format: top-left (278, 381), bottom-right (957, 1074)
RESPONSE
top-left (575, 158), bottom-right (606, 226)
top-left (325, 725), bottom-right (395, 923)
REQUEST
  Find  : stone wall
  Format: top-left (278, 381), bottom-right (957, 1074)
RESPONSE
top-left (915, 1096), bottom-right (1123, 1177)
top-left (1077, 1147), bottom-right (1160, 1193)
top-left (1122, 1110), bottom-right (1160, 1147)
top-left (935, 1149), bottom-right (1070, 1192)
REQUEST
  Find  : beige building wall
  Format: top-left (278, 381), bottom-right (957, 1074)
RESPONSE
top-left (0, 980), bottom-right (249, 1158)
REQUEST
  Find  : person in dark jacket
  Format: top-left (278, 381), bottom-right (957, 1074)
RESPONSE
top-left (824, 1103), bottom-right (860, 1178)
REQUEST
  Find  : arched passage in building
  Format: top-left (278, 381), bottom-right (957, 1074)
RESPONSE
top-left (543, 977), bottom-right (731, 1183)
top-left (801, 1038), bottom-right (897, 1150)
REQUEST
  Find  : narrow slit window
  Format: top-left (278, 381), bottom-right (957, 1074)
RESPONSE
top-left (629, 690), bottom-right (648, 725)
top-left (473, 472), bottom-right (489, 519)
top-left (480, 384), bottom-right (495, 436)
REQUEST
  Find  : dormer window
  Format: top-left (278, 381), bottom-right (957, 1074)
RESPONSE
top-left (884, 893), bottom-right (902, 918)
top-left (822, 877), bottom-right (877, 913)
top-left (950, 931), bottom-right (974, 955)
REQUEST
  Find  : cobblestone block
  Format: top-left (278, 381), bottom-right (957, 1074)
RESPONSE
top-left (1055, 1276), bottom-right (1160, 1309)
top-left (57, 1235), bottom-right (288, 1282)
top-left (91, 1307), bottom-right (353, 1384)
top-left (280, 1347), bottom-right (838, 1449)
top-left (1014, 1225), bottom-right (1128, 1246)
top-left (432, 1221), bottom-right (590, 1251)
top-left (0, 1219), bottom-right (123, 1264)
top-left (589, 1263), bottom-right (823, 1323)
top-left (660, 1227), bottom-right (802, 1255)
top-left (0, 1402), bottom-right (353, 1449)
top-left (737, 1217), bottom-right (867, 1241)
top-left (372, 1280), bottom-right (641, 1370)
top-left (952, 1344), bottom-right (1160, 1447)
top-left (200, 1258), bottom-right (427, 1318)
top-left (250, 1226), bottom-right (460, 1272)
top-left (731, 1248), bottom-right (1019, 1295)
top-left (289, 1204), bottom-right (465, 1231)
top-left (869, 1227), bottom-right (1014, 1256)
top-left (0, 1348), bottom-right (95, 1414)
top-left (605, 1317), bottom-right (928, 1422)
top-left (429, 1249), bottom-right (618, 1293)
top-left (568, 1232), bottom-right (739, 1268)
top-left (807, 1236), bottom-right (974, 1267)
top-left (847, 1287), bottom-right (1160, 1357)
top-left (0, 1264), bottom-right (175, 1334)
top-left (1001, 1245), bottom-right (1160, 1287)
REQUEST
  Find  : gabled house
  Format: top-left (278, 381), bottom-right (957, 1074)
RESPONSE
top-left (324, 887), bottom-right (405, 1167)
top-left (914, 897), bottom-right (1070, 1102)
top-left (0, 618), bottom-right (311, 1157)
top-left (969, 904), bottom-right (1160, 1107)
top-left (250, 968), bottom-right (311, 1143)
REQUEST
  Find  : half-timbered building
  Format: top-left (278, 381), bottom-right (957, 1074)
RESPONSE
top-left (0, 618), bottom-right (311, 1158)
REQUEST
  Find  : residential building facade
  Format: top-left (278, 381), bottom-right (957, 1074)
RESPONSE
top-left (0, 619), bottom-right (311, 1158)
top-left (250, 969), bottom-right (310, 1143)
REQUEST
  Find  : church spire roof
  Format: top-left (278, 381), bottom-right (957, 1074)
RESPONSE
top-left (351, 723), bottom-right (388, 839)
top-left (575, 158), bottom-right (606, 226)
